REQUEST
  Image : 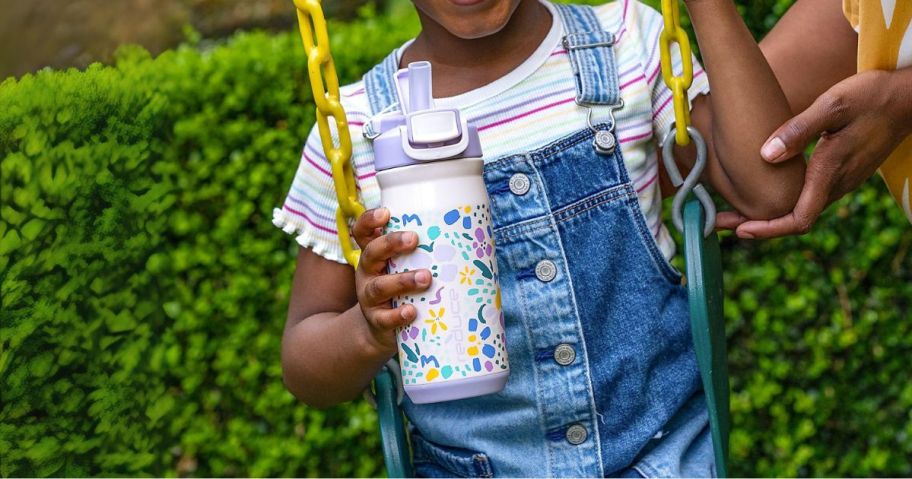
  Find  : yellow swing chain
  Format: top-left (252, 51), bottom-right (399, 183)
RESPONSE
top-left (293, 0), bottom-right (364, 267)
top-left (658, 0), bottom-right (694, 147)
top-left (657, 0), bottom-right (716, 235)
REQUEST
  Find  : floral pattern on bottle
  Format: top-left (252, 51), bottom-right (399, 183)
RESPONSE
top-left (386, 204), bottom-right (508, 386)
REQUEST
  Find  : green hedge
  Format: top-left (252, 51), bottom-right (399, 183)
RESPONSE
top-left (0, 4), bottom-right (419, 476)
top-left (1, 1), bottom-right (910, 477)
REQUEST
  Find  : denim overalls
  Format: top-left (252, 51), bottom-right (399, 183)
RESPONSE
top-left (363, 4), bottom-right (712, 477)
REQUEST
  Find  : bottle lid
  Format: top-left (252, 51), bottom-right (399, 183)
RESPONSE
top-left (371, 61), bottom-right (482, 171)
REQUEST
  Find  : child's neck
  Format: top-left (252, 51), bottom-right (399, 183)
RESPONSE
top-left (400, 0), bottom-right (552, 98)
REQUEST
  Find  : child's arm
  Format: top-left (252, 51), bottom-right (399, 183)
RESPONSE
top-left (282, 209), bottom-right (430, 408)
top-left (678, 0), bottom-right (807, 219)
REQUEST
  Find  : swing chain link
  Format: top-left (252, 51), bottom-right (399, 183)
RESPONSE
top-left (658, 0), bottom-right (715, 236)
top-left (293, 0), bottom-right (364, 267)
top-left (658, 0), bottom-right (694, 147)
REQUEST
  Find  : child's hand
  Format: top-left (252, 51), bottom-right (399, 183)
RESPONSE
top-left (352, 208), bottom-right (432, 354)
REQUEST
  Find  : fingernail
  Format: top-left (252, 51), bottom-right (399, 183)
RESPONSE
top-left (738, 231), bottom-right (755, 239)
top-left (761, 137), bottom-right (786, 161)
top-left (373, 208), bottom-right (386, 221)
top-left (415, 270), bottom-right (431, 286)
top-left (400, 306), bottom-right (414, 320)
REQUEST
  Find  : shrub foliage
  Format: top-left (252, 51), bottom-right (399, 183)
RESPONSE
top-left (1, 1), bottom-right (909, 477)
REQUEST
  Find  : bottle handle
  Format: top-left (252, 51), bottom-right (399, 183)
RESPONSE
top-left (395, 61), bottom-right (434, 115)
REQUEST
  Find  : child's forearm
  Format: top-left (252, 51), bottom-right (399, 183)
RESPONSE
top-left (685, 0), bottom-right (806, 219)
top-left (282, 306), bottom-right (394, 408)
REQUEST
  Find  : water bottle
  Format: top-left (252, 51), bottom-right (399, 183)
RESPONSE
top-left (371, 61), bottom-right (509, 404)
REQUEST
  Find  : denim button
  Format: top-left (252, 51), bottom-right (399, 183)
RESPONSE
top-left (554, 344), bottom-right (576, 366)
top-left (509, 173), bottom-right (531, 195)
top-left (535, 260), bottom-right (557, 282)
top-left (566, 424), bottom-right (588, 445)
top-left (593, 130), bottom-right (616, 154)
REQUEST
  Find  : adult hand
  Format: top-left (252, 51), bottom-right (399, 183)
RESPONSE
top-left (720, 69), bottom-right (912, 238)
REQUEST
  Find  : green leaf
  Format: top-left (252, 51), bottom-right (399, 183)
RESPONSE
top-left (145, 394), bottom-right (175, 423)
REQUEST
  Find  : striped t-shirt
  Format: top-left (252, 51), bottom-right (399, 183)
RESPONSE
top-left (274, 0), bottom-right (710, 264)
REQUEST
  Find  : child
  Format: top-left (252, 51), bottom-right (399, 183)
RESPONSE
top-left (274, 0), bottom-right (805, 476)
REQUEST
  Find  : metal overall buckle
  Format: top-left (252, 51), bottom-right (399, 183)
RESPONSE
top-left (581, 99), bottom-right (625, 155)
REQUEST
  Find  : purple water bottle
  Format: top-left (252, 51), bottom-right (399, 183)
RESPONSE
top-left (370, 62), bottom-right (509, 404)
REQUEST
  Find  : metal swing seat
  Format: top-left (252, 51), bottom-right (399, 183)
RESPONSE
top-left (292, 0), bottom-right (730, 476)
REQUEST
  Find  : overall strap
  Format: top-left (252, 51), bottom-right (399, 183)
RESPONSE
top-left (551, 3), bottom-right (621, 107)
top-left (363, 49), bottom-right (401, 115)
top-left (363, 4), bottom-right (622, 113)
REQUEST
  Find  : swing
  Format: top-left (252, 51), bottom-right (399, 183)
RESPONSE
top-left (291, 0), bottom-right (730, 476)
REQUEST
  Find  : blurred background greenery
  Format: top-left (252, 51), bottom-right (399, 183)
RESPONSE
top-left (0, 0), bottom-right (381, 79)
top-left (1, 0), bottom-right (910, 476)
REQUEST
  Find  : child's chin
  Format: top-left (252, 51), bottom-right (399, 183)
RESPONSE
top-left (447, 0), bottom-right (488, 5)
top-left (417, 0), bottom-right (519, 40)
top-left (446, 21), bottom-right (510, 40)
top-left (442, 12), bottom-right (516, 40)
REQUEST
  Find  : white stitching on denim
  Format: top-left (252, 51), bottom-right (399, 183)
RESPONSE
top-left (529, 156), bottom-right (606, 477)
top-left (552, 184), bottom-right (631, 225)
top-left (511, 234), bottom-right (554, 477)
top-left (625, 195), bottom-right (683, 285)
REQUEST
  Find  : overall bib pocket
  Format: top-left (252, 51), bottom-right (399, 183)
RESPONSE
top-left (625, 192), bottom-right (684, 286)
top-left (411, 431), bottom-right (495, 478)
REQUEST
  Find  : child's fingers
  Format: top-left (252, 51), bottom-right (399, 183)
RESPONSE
top-left (359, 231), bottom-right (419, 274)
top-left (362, 270), bottom-right (432, 306)
top-left (368, 304), bottom-right (418, 331)
top-left (352, 208), bottom-right (390, 249)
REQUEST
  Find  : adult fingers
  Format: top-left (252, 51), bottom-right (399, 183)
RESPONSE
top-left (367, 304), bottom-right (419, 331)
top-left (732, 213), bottom-right (806, 239)
top-left (735, 157), bottom-right (835, 238)
top-left (352, 208), bottom-right (390, 249)
top-left (361, 270), bottom-right (432, 306)
top-left (359, 231), bottom-right (419, 274)
top-left (715, 211), bottom-right (747, 231)
top-left (761, 89), bottom-right (850, 163)
top-left (736, 142), bottom-right (843, 238)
